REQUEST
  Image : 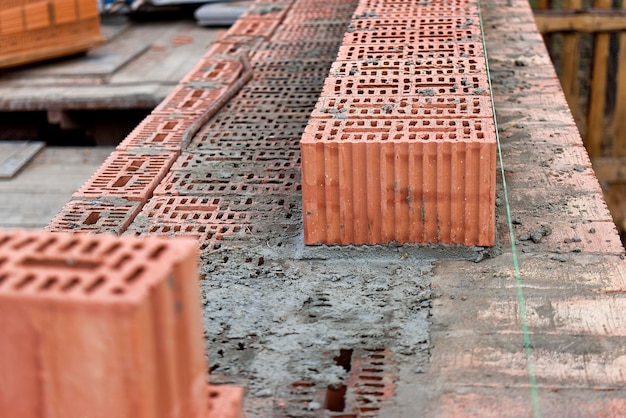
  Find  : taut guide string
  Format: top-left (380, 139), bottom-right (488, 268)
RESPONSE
top-left (477, 1), bottom-right (542, 416)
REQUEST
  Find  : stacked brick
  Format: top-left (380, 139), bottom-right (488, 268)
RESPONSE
top-left (0, 229), bottom-right (243, 418)
top-left (122, 0), bottom-right (359, 254)
top-left (48, 0), bottom-right (359, 257)
top-left (301, 0), bottom-right (497, 246)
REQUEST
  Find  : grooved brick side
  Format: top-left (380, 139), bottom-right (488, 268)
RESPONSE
top-left (0, 230), bottom-right (208, 418)
top-left (301, 135), bottom-right (496, 246)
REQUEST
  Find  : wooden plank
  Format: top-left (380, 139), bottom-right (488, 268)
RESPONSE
top-left (592, 157), bottom-right (626, 181)
top-left (560, 0), bottom-right (583, 128)
top-left (613, 7), bottom-right (626, 156)
top-left (585, 0), bottom-right (612, 159)
top-left (534, 10), bottom-right (626, 33)
top-left (0, 141), bottom-right (45, 178)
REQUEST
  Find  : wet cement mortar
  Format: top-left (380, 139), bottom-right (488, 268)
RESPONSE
top-left (197, 237), bottom-right (491, 416)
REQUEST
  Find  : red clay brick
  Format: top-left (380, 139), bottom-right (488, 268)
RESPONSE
top-left (347, 16), bottom-right (480, 31)
top-left (228, 17), bottom-right (281, 40)
top-left (45, 198), bottom-right (142, 235)
top-left (202, 35), bottom-right (264, 59)
top-left (328, 58), bottom-right (485, 77)
top-left (154, 169), bottom-right (301, 197)
top-left (117, 114), bottom-right (196, 151)
top-left (188, 131), bottom-right (302, 153)
top-left (73, 150), bottom-right (179, 203)
top-left (221, 97), bottom-right (316, 119)
top-left (353, 2), bottom-right (478, 18)
top-left (283, 6), bottom-right (357, 23)
top-left (181, 58), bottom-right (245, 85)
top-left (152, 84), bottom-right (230, 117)
top-left (343, 348), bottom-right (396, 415)
top-left (171, 153), bottom-right (299, 171)
top-left (320, 73), bottom-right (490, 96)
top-left (335, 42), bottom-right (484, 61)
top-left (0, 230), bottom-right (207, 418)
top-left (342, 27), bottom-right (481, 45)
top-left (203, 113), bottom-right (308, 132)
top-left (137, 196), bottom-right (252, 225)
top-left (312, 95), bottom-right (493, 119)
top-left (301, 119), bottom-right (496, 245)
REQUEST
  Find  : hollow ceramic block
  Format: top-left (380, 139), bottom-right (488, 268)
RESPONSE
top-left (301, 118), bottom-right (496, 246)
top-left (0, 230), bottom-right (206, 418)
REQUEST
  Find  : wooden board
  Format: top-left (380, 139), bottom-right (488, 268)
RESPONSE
top-left (0, 147), bottom-right (113, 229)
top-left (0, 141), bottom-right (45, 178)
top-left (0, 19), bottom-right (221, 111)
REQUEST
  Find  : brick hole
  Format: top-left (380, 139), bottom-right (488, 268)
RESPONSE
top-left (258, 257), bottom-right (265, 266)
top-left (325, 384), bottom-right (347, 412)
top-left (84, 212), bottom-right (100, 225)
top-left (113, 254), bottom-right (132, 270)
top-left (39, 277), bottom-right (58, 291)
top-left (163, 121), bottom-right (178, 129)
top-left (85, 276), bottom-right (106, 293)
top-left (359, 375), bottom-right (383, 381)
top-left (334, 349), bottom-right (353, 373)
top-left (128, 160), bottom-right (143, 171)
top-left (35, 237), bottom-right (57, 252)
top-left (357, 406), bottom-right (380, 413)
top-left (111, 287), bottom-right (125, 295)
top-left (362, 368), bottom-right (383, 373)
top-left (0, 273), bottom-right (9, 286)
top-left (112, 176), bottom-right (132, 188)
top-left (62, 277), bottom-right (80, 292)
top-left (14, 274), bottom-right (36, 290)
top-left (153, 133), bottom-right (168, 143)
top-left (82, 241), bottom-right (100, 254)
top-left (125, 266), bottom-right (144, 283)
top-left (357, 390), bottom-right (384, 397)
top-left (291, 381), bottom-right (315, 388)
top-left (12, 237), bottom-right (37, 250)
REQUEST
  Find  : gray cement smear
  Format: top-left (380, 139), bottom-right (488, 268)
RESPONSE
top-left (199, 236), bottom-right (488, 417)
top-left (195, 235), bottom-right (496, 417)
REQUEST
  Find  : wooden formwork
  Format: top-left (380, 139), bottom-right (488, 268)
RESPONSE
top-left (0, 0), bottom-right (103, 68)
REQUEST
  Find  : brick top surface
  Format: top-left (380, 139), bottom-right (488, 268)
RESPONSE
top-left (0, 230), bottom-right (197, 303)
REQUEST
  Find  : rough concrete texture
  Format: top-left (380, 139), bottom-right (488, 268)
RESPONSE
top-left (48, 0), bottom-right (626, 416)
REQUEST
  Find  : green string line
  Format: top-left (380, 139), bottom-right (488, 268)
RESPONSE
top-left (477, 2), bottom-right (542, 416)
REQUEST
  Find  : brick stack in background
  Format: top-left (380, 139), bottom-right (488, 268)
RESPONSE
top-left (0, 0), bottom-right (103, 68)
top-left (301, 0), bottom-right (497, 246)
top-left (0, 229), bottom-right (243, 418)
